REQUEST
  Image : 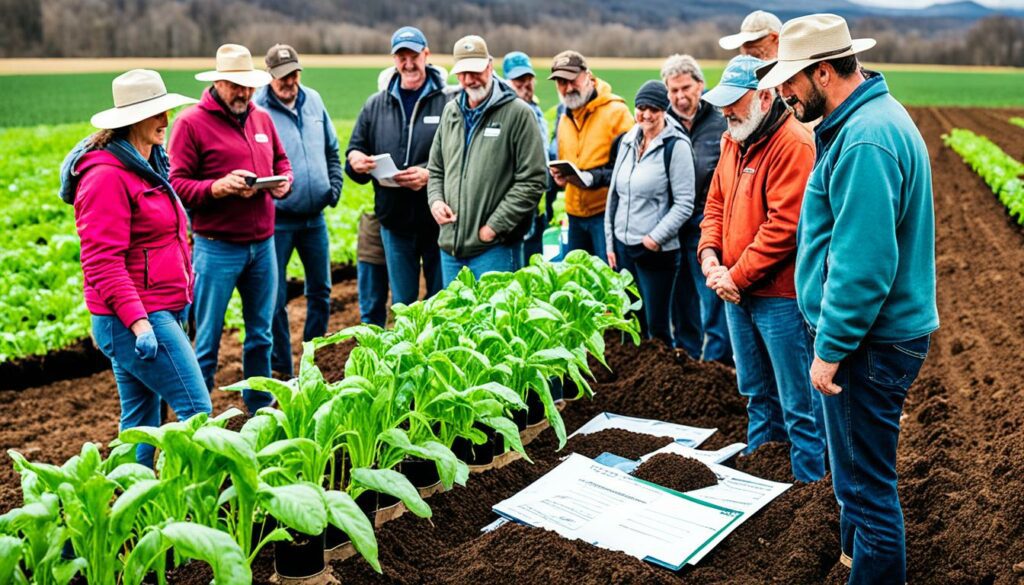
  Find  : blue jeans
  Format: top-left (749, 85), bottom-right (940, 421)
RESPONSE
top-left (725, 296), bottom-right (826, 482)
top-left (358, 261), bottom-right (389, 328)
top-left (92, 308), bottom-right (212, 467)
top-left (671, 215), bottom-right (732, 364)
top-left (192, 236), bottom-right (276, 414)
top-left (272, 216), bottom-right (331, 376)
top-left (613, 239), bottom-right (679, 346)
top-left (522, 214), bottom-right (546, 266)
top-left (566, 213), bottom-right (606, 261)
top-left (380, 225), bottom-right (442, 307)
top-left (440, 242), bottom-right (523, 286)
top-left (813, 330), bottom-right (929, 585)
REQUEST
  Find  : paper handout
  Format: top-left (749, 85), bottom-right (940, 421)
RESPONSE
top-left (369, 153), bottom-right (401, 187)
top-left (568, 412), bottom-right (716, 448)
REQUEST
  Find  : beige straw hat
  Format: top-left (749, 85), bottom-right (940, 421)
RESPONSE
top-left (756, 14), bottom-right (875, 90)
top-left (195, 44), bottom-right (273, 88)
top-left (719, 11), bottom-right (783, 51)
top-left (90, 69), bottom-right (197, 129)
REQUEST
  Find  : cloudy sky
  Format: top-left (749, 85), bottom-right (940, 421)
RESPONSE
top-left (852, 0), bottom-right (1024, 6)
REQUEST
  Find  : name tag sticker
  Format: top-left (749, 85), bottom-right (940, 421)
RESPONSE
top-left (423, 116), bottom-right (440, 124)
top-left (484, 127), bottom-right (501, 137)
top-left (743, 167), bottom-right (755, 174)
top-left (254, 133), bottom-right (270, 143)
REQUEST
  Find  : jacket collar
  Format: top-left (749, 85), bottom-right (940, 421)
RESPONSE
top-left (722, 96), bottom-right (790, 156)
top-left (387, 64), bottom-right (446, 102)
top-left (199, 87), bottom-right (255, 125)
top-left (258, 84), bottom-right (306, 116)
top-left (622, 115), bottom-right (685, 156)
top-left (814, 71), bottom-right (888, 152)
top-left (457, 75), bottom-right (517, 116)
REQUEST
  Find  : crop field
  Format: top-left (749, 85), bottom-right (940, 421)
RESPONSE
top-left (1, 58), bottom-right (1024, 584)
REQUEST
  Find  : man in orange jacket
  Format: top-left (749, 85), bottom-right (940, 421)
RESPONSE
top-left (697, 55), bottom-right (826, 482)
top-left (549, 51), bottom-right (634, 257)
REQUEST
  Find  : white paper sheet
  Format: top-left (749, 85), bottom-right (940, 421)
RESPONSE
top-left (639, 441), bottom-right (747, 466)
top-left (369, 153), bottom-right (400, 187)
top-left (568, 412), bottom-right (716, 448)
top-left (493, 453), bottom-right (742, 569)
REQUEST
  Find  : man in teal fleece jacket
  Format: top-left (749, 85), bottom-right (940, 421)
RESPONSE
top-left (758, 14), bottom-right (938, 585)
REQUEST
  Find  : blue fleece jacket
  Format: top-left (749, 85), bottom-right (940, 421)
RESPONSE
top-left (255, 85), bottom-right (343, 221)
top-left (796, 73), bottom-right (938, 362)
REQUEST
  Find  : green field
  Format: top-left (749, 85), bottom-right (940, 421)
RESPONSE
top-left (2, 65), bottom-right (1024, 127)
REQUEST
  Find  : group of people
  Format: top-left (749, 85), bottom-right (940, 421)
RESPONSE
top-left (63, 10), bottom-right (937, 585)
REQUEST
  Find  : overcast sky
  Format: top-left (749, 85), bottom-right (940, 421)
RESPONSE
top-left (852, 0), bottom-right (1024, 7)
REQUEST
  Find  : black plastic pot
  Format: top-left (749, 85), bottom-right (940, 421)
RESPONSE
top-left (326, 491), bottom-right (376, 550)
top-left (400, 457), bottom-right (440, 488)
top-left (452, 422), bottom-right (495, 466)
top-left (252, 515), bottom-right (278, 553)
top-left (526, 390), bottom-right (546, 426)
top-left (274, 529), bottom-right (326, 579)
top-left (549, 376), bottom-right (564, 402)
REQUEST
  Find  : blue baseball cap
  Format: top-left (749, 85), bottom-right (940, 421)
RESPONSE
top-left (391, 26), bottom-right (427, 54)
top-left (502, 51), bottom-right (535, 80)
top-left (702, 55), bottom-right (765, 108)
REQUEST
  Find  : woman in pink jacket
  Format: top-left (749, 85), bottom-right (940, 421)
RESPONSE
top-left (63, 70), bottom-right (212, 467)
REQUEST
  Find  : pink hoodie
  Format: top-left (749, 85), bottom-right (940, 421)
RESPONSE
top-left (74, 150), bottom-right (193, 328)
top-left (168, 88), bottom-right (293, 243)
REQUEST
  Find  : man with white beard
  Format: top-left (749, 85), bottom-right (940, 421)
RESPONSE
top-left (696, 55), bottom-right (826, 482)
top-left (427, 35), bottom-right (546, 284)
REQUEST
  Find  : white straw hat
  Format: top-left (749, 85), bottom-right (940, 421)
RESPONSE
top-left (756, 14), bottom-right (876, 90)
top-left (195, 44), bottom-right (272, 88)
top-left (90, 69), bottom-right (197, 129)
top-left (719, 11), bottom-right (783, 51)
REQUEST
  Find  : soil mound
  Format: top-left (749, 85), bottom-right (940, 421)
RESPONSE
top-left (632, 453), bottom-right (718, 493)
top-left (563, 428), bottom-right (674, 460)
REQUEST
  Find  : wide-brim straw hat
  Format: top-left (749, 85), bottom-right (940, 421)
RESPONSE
top-left (90, 69), bottom-right (197, 129)
top-left (756, 14), bottom-right (875, 90)
top-left (718, 10), bottom-right (782, 51)
top-left (195, 43), bottom-right (272, 88)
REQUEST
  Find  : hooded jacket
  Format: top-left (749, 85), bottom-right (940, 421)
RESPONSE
top-left (74, 150), bottom-right (193, 328)
top-left (698, 102), bottom-right (814, 298)
top-left (427, 77), bottom-right (547, 258)
top-left (796, 73), bottom-right (938, 362)
top-left (605, 117), bottom-right (695, 253)
top-left (168, 88), bottom-right (293, 243)
top-left (556, 77), bottom-right (635, 218)
top-left (254, 84), bottom-right (343, 221)
top-left (669, 100), bottom-right (728, 223)
top-left (347, 65), bottom-right (452, 237)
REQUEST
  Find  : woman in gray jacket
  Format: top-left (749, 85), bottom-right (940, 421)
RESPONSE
top-left (605, 80), bottom-right (696, 344)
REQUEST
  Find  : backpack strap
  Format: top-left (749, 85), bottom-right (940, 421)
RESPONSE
top-left (662, 135), bottom-right (678, 207)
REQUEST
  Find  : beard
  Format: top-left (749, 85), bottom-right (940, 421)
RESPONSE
top-left (464, 78), bottom-right (492, 104)
top-left (726, 95), bottom-right (769, 143)
top-left (560, 83), bottom-right (593, 110)
top-left (787, 77), bottom-right (826, 122)
top-left (227, 97), bottom-right (249, 115)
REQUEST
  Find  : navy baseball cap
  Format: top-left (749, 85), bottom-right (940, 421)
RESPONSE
top-left (391, 26), bottom-right (427, 54)
top-left (702, 55), bottom-right (765, 108)
top-left (502, 51), bottom-right (535, 80)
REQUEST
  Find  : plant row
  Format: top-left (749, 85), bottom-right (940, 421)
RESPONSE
top-left (943, 128), bottom-right (1024, 224)
top-left (0, 252), bottom-right (641, 583)
top-left (0, 121), bottom-right (371, 361)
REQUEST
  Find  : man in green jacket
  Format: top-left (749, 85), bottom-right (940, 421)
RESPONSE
top-left (428, 35), bottom-right (547, 284)
top-left (758, 14), bottom-right (938, 585)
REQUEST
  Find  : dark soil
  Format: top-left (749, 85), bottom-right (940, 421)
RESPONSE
top-left (563, 428), bottom-right (674, 460)
top-left (632, 453), bottom-right (718, 493)
top-left (4, 106), bottom-right (1024, 584)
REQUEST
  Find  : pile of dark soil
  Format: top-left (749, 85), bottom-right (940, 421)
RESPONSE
top-left (562, 428), bottom-right (674, 460)
top-left (632, 453), bottom-right (718, 493)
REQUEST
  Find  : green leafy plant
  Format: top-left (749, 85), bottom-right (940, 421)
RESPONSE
top-left (943, 128), bottom-right (1024, 223)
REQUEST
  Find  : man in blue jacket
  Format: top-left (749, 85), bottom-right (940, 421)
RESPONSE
top-left (256, 44), bottom-right (343, 376)
top-left (758, 14), bottom-right (938, 584)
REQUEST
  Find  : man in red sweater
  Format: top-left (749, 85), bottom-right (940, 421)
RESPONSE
top-left (169, 44), bottom-right (293, 414)
top-left (697, 55), bottom-right (825, 482)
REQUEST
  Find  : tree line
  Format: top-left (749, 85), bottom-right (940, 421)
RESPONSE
top-left (2, 0), bottom-right (1023, 66)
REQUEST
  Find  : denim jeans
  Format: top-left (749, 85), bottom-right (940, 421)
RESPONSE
top-left (440, 242), bottom-right (523, 286)
top-left (613, 239), bottom-right (680, 346)
top-left (380, 225), bottom-right (442, 307)
top-left (357, 260), bottom-right (389, 328)
top-left (522, 214), bottom-right (546, 266)
top-left (566, 213), bottom-right (607, 261)
top-left (272, 216), bottom-right (331, 376)
top-left (671, 215), bottom-right (732, 364)
top-left (192, 236), bottom-right (276, 414)
top-left (813, 330), bottom-right (929, 585)
top-left (725, 296), bottom-right (826, 482)
top-left (92, 308), bottom-right (212, 467)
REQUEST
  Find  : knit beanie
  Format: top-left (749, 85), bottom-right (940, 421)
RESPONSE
top-left (634, 80), bottom-right (669, 111)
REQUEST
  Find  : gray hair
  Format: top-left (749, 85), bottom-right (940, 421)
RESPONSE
top-left (661, 54), bottom-right (704, 84)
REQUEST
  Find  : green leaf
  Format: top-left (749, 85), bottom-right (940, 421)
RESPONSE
top-left (323, 490), bottom-right (380, 573)
top-left (377, 429), bottom-right (465, 488)
top-left (481, 416), bottom-right (532, 462)
top-left (161, 522), bottom-right (252, 585)
top-left (53, 557), bottom-right (88, 585)
top-left (105, 463), bottom-right (156, 489)
top-left (0, 535), bottom-right (23, 584)
top-left (259, 483), bottom-right (328, 536)
top-left (121, 528), bottom-right (166, 585)
top-left (350, 468), bottom-right (431, 518)
top-left (192, 427), bottom-right (260, 496)
top-left (110, 479), bottom-right (163, 543)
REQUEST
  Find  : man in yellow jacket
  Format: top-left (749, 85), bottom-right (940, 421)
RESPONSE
top-left (549, 51), bottom-right (634, 257)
